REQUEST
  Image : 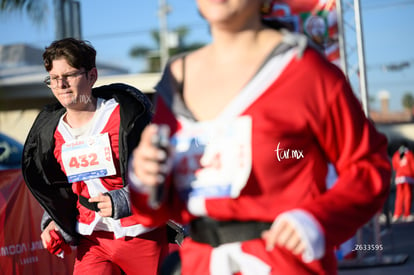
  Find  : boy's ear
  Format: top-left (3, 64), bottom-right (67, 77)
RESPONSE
top-left (88, 67), bottom-right (98, 86)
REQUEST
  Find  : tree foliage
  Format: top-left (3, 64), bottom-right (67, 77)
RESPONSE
top-left (129, 25), bottom-right (205, 73)
top-left (402, 92), bottom-right (414, 110)
top-left (0, 0), bottom-right (47, 24)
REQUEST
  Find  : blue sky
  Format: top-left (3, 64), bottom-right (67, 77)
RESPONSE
top-left (1, 0), bottom-right (414, 112)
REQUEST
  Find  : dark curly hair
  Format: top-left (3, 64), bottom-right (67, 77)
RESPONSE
top-left (43, 37), bottom-right (96, 72)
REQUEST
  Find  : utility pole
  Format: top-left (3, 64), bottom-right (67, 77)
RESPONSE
top-left (53, 0), bottom-right (82, 40)
top-left (71, 1), bottom-right (82, 39)
top-left (53, 0), bottom-right (65, 39)
top-left (158, 0), bottom-right (170, 71)
top-left (354, 0), bottom-right (369, 116)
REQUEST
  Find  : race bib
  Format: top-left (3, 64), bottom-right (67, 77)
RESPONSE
top-left (172, 116), bottom-right (252, 200)
top-left (61, 133), bottom-right (116, 183)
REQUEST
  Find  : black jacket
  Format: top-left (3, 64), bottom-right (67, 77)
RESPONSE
top-left (22, 83), bottom-right (152, 244)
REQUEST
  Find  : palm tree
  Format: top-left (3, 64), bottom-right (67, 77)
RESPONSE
top-left (0, 0), bottom-right (47, 24)
top-left (402, 92), bottom-right (414, 112)
top-left (129, 25), bottom-right (204, 73)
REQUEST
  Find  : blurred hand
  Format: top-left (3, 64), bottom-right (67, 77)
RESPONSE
top-left (131, 124), bottom-right (171, 187)
top-left (261, 218), bottom-right (306, 256)
top-left (89, 192), bottom-right (112, 217)
top-left (41, 220), bottom-right (58, 249)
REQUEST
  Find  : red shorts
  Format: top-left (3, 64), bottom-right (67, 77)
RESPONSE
top-left (74, 227), bottom-right (169, 275)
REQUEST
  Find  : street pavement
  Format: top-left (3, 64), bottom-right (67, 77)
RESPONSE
top-left (338, 190), bottom-right (414, 275)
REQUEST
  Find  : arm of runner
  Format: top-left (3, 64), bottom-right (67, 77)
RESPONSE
top-left (105, 187), bottom-right (131, 219)
top-left (130, 124), bottom-right (171, 190)
top-left (41, 220), bottom-right (59, 249)
top-left (129, 124), bottom-right (172, 209)
top-left (89, 192), bottom-right (113, 217)
top-left (261, 210), bottom-right (325, 263)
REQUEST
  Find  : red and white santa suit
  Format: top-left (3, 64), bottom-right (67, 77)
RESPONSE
top-left (54, 98), bottom-right (149, 237)
top-left (54, 98), bottom-right (167, 274)
top-left (129, 32), bottom-right (391, 275)
top-left (392, 146), bottom-right (414, 219)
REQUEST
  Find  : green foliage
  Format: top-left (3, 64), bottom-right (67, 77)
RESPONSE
top-left (129, 46), bottom-right (151, 58)
top-left (402, 92), bottom-right (414, 110)
top-left (0, 0), bottom-right (47, 24)
top-left (129, 25), bottom-right (205, 73)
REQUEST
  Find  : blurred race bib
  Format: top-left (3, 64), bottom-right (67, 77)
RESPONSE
top-left (173, 116), bottom-right (252, 200)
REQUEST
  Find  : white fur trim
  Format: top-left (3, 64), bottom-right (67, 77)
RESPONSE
top-left (210, 242), bottom-right (271, 275)
top-left (274, 209), bottom-right (325, 263)
top-left (187, 196), bottom-right (207, 216)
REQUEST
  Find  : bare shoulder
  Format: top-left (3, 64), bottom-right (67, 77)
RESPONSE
top-left (169, 56), bottom-right (183, 82)
top-left (169, 46), bottom-right (210, 82)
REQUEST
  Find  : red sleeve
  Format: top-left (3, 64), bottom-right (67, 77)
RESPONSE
top-left (301, 74), bottom-right (391, 246)
top-left (408, 151), bottom-right (414, 176)
top-left (129, 96), bottom-right (195, 227)
top-left (53, 130), bottom-right (66, 174)
top-left (391, 151), bottom-right (399, 170)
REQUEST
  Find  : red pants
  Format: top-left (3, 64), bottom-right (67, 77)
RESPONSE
top-left (394, 183), bottom-right (413, 217)
top-left (74, 227), bottom-right (169, 275)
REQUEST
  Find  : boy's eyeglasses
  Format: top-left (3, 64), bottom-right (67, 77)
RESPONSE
top-left (43, 71), bottom-right (87, 89)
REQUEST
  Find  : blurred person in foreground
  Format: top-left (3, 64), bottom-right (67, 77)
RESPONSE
top-left (22, 38), bottom-right (169, 274)
top-left (128, 0), bottom-right (391, 274)
top-left (392, 141), bottom-right (414, 222)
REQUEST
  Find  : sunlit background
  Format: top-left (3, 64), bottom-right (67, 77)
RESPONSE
top-left (1, 0), bottom-right (414, 145)
top-left (1, 2), bottom-right (414, 274)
